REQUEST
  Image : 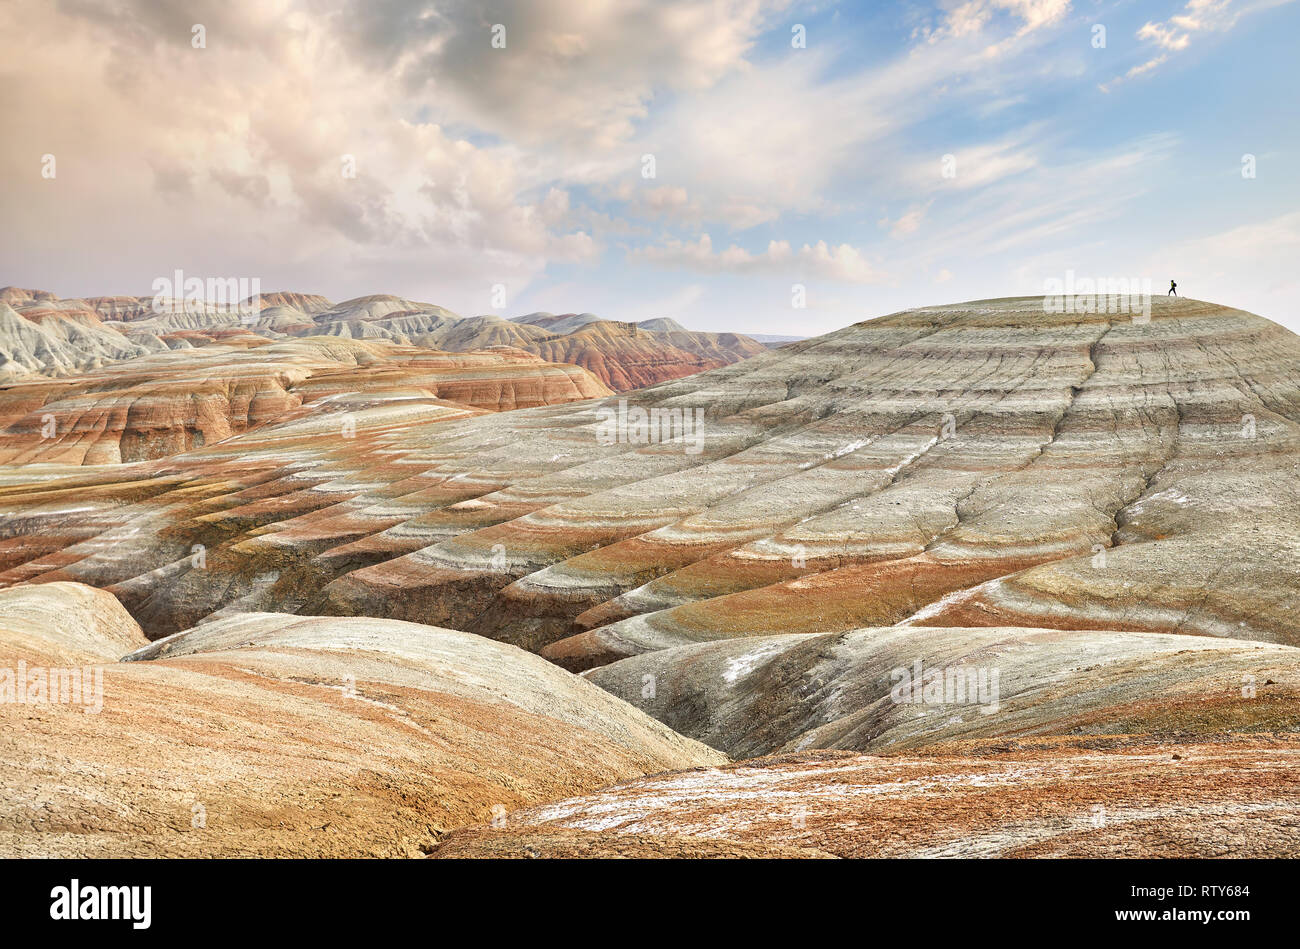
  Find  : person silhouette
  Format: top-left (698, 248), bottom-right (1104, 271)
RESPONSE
top-left (1169, 279), bottom-right (1177, 296)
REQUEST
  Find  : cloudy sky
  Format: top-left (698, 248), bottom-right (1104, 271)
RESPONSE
top-left (3, 0), bottom-right (1298, 334)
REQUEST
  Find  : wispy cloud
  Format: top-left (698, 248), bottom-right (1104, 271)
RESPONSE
top-left (1102, 0), bottom-right (1295, 91)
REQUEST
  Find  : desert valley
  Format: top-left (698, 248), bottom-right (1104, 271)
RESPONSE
top-left (2, 288), bottom-right (1298, 858)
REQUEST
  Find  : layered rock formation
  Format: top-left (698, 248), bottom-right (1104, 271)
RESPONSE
top-left (585, 624), bottom-right (1300, 758)
top-left (0, 300), bottom-right (163, 382)
top-left (519, 320), bottom-right (759, 391)
top-left (0, 583), bottom-right (722, 857)
top-left (309, 302), bottom-right (764, 391)
top-left (0, 297), bottom-right (1295, 651)
top-left (0, 336), bottom-right (609, 465)
top-left (509, 312), bottom-right (769, 388)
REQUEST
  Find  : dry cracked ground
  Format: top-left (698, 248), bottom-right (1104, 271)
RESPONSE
top-left (2, 294), bottom-right (1299, 857)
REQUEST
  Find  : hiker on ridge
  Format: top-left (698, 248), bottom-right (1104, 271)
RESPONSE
top-left (1169, 279), bottom-right (1177, 296)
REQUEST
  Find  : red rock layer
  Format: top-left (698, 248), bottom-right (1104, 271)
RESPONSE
top-left (434, 736), bottom-right (1300, 858)
top-left (0, 337), bottom-right (610, 465)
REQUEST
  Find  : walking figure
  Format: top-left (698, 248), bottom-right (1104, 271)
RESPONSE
top-left (1168, 279), bottom-right (1177, 296)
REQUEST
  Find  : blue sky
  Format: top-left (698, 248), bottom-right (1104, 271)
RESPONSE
top-left (4, 0), bottom-right (1298, 334)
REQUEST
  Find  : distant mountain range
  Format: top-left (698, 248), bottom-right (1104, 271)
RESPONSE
top-left (0, 287), bottom-right (768, 392)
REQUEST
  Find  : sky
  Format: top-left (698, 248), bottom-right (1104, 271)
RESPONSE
top-left (3, 0), bottom-right (1298, 335)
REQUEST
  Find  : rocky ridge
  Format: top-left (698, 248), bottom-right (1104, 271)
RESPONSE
top-left (1, 288), bottom-right (764, 392)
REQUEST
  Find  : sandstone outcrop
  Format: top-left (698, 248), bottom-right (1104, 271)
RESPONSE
top-left (0, 581), bottom-right (148, 663)
top-left (0, 583), bottom-right (722, 857)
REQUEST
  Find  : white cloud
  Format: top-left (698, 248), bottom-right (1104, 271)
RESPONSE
top-left (918, 0), bottom-right (1071, 45)
top-left (897, 131), bottom-right (1042, 195)
top-left (1099, 54), bottom-right (1168, 93)
top-left (1103, 0), bottom-right (1295, 89)
top-left (879, 203), bottom-right (931, 238)
top-left (633, 234), bottom-right (890, 284)
top-left (0, 0), bottom-right (601, 307)
top-left (1137, 22), bottom-right (1193, 51)
top-left (369, 0), bottom-right (788, 150)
